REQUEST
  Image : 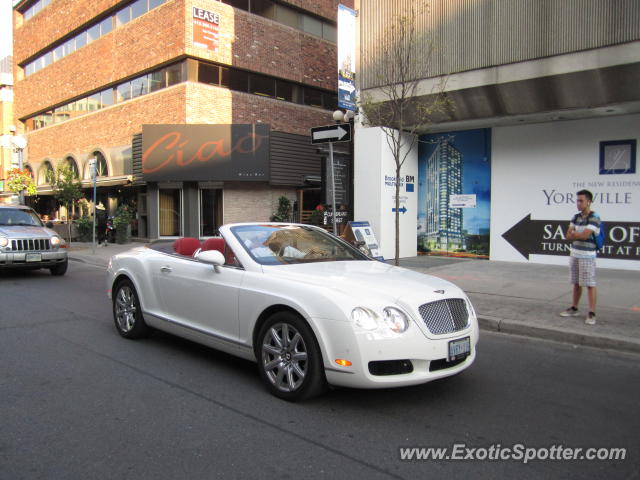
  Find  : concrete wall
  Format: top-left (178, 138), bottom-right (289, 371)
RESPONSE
top-left (354, 125), bottom-right (418, 260)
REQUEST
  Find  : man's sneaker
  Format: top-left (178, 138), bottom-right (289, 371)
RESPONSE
top-left (559, 306), bottom-right (579, 317)
top-left (585, 312), bottom-right (596, 325)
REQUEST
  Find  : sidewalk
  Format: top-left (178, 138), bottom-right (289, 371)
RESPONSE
top-left (68, 241), bottom-right (640, 354)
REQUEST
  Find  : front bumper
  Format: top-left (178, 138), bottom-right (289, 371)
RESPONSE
top-left (0, 250), bottom-right (68, 269)
top-left (317, 316), bottom-right (479, 389)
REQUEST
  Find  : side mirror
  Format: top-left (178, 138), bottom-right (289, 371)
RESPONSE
top-left (194, 249), bottom-right (225, 267)
top-left (45, 221), bottom-right (54, 228)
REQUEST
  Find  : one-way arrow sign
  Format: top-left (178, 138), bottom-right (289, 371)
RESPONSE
top-left (310, 123), bottom-right (352, 144)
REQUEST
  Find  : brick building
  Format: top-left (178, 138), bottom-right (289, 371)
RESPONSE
top-left (12, 0), bottom-right (351, 239)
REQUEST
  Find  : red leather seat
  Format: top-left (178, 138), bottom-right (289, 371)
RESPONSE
top-left (202, 237), bottom-right (225, 254)
top-left (173, 237), bottom-right (202, 256)
top-left (202, 237), bottom-right (238, 266)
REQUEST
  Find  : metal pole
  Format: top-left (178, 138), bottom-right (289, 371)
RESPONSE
top-left (92, 174), bottom-right (97, 255)
top-left (18, 148), bottom-right (24, 205)
top-left (329, 141), bottom-right (337, 235)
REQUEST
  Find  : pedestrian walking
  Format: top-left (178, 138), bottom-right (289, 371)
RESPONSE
top-left (559, 189), bottom-right (601, 325)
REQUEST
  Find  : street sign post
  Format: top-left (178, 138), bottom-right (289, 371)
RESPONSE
top-left (89, 158), bottom-right (97, 254)
top-left (310, 123), bottom-right (352, 235)
top-left (310, 123), bottom-right (351, 144)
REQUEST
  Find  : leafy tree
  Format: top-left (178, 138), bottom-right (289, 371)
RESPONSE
top-left (50, 165), bottom-right (84, 244)
top-left (270, 196), bottom-right (292, 222)
top-left (359, 2), bottom-right (451, 265)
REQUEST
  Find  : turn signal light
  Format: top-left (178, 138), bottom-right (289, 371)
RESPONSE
top-left (335, 359), bottom-right (352, 367)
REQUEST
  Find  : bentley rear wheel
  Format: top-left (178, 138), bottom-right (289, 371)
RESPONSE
top-left (256, 311), bottom-right (326, 401)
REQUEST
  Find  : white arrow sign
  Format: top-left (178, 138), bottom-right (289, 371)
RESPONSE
top-left (310, 123), bottom-right (352, 144)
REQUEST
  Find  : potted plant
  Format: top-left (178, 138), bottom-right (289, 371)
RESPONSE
top-left (113, 204), bottom-right (134, 244)
top-left (309, 204), bottom-right (326, 226)
top-left (270, 196), bottom-right (292, 222)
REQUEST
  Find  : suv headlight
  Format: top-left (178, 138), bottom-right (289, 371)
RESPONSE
top-left (382, 307), bottom-right (409, 333)
top-left (50, 236), bottom-right (61, 246)
top-left (0, 236), bottom-right (7, 248)
top-left (351, 307), bottom-right (378, 330)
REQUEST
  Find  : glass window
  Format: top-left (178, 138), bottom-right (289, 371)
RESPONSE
top-left (100, 88), bottom-right (114, 107)
top-left (75, 31), bottom-right (87, 49)
top-left (88, 92), bottom-right (101, 111)
top-left (53, 44), bottom-right (64, 61)
top-left (64, 157), bottom-right (79, 178)
top-left (275, 80), bottom-right (293, 101)
top-left (322, 23), bottom-right (336, 42)
top-left (87, 23), bottom-right (101, 43)
top-left (303, 87), bottom-right (322, 108)
top-left (149, 70), bottom-right (165, 91)
top-left (149, 0), bottom-right (166, 8)
top-left (159, 189), bottom-right (181, 237)
top-left (224, 0), bottom-right (249, 11)
top-left (116, 6), bottom-right (131, 26)
top-left (275, 5), bottom-right (299, 28)
top-left (227, 69), bottom-right (248, 92)
top-left (99, 16), bottom-right (113, 36)
top-left (250, 74), bottom-right (275, 97)
top-left (323, 92), bottom-right (337, 111)
top-left (131, 0), bottom-right (148, 20)
top-left (43, 51), bottom-right (53, 67)
top-left (63, 38), bottom-right (76, 56)
top-left (117, 82), bottom-right (132, 102)
top-left (93, 151), bottom-right (109, 177)
top-left (301, 15), bottom-right (322, 37)
top-left (200, 189), bottom-right (220, 237)
top-left (74, 97), bottom-right (88, 112)
top-left (198, 63), bottom-right (219, 85)
top-left (131, 75), bottom-right (149, 98)
top-left (166, 63), bottom-right (184, 86)
top-left (251, 0), bottom-right (275, 18)
top-left (25, 62), bottom-right (35, 76)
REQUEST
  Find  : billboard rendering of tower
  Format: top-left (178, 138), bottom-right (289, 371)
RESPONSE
top-left (424, 140), bottom-right (464, 251)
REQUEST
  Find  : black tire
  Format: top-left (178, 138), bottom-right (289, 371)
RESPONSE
top-left (112, 279), bottom-right (151, 339)
top-left (256, 311), bottom-right (327, 401)
top-left (50, 260), bottom-right (68, 276)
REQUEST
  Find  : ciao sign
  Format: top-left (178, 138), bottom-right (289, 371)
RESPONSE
top-left (142, 124), bottom-right (270, 182)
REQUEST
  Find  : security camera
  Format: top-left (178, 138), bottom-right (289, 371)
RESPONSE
top-left (9, 125), bottom-right (17, 133)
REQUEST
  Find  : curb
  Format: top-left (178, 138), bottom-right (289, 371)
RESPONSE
top-left (478, 315), bottom-right (640, 355)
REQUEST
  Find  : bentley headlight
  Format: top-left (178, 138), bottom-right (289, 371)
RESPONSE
top-left (50, 236), bottom-right (61, 246)
top-left (0, 236), bottom-right (7, 247)
top-left (351, 307), bottom-right (378, 330)
top-left (382, 307), bottom-right (409, 333)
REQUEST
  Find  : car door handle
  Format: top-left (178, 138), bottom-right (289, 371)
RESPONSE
top-left (160, 266), bottom-right (172, 273)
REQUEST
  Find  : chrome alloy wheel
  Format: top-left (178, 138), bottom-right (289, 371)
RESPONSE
top-left (115, 285), bottom-right (137, 333)
top-left (261, 323), bottom-right (308, 392)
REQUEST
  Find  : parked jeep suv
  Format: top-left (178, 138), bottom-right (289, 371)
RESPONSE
top-left (0, 204), bottom-right (68, 275)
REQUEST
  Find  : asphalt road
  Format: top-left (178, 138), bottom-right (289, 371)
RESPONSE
top-left (1, 261), bottom-right (638, 480)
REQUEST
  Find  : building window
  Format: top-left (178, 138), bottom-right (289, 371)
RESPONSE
top-left (250, 74), bottom-right (275, 98)
top-left (63, 157), bottom-right (80, 178)
top-left (39, 161), bottom-right (55, 185)
top-left (93, 151), bottom-right (109, 177)
top-left (159, 189), bottom-right (182, 237)
top-left (200, 189), bottom-right (222, 237)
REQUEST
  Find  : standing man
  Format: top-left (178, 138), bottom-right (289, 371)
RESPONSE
top-left (559, 189), bottom-right (601, 325)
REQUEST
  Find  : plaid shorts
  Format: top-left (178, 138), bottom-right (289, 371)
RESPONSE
top-left (569, 256), bottom-right (596, 287)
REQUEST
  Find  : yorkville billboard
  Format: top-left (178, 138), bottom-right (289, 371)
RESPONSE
top-left (417, 129), bottom-right (492, 258)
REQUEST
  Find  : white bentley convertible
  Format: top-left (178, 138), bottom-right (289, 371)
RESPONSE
top-left (107, 223), bottom-right (478, 400)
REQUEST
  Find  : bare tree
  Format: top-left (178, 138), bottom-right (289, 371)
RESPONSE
top-left (359, 2), bottom-right (450, 265)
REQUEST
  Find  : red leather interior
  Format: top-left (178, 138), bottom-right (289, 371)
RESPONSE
top-left (173, 237), bottom-right (202, 256)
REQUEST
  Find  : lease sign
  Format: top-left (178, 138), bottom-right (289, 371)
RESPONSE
top-left (193, 7), bottom-right (219, 52)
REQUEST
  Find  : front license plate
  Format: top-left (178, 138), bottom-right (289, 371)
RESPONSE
top-left (26, 253), bottom-right (42, 262)
top-left (448, 336), bottom-right (470, 361)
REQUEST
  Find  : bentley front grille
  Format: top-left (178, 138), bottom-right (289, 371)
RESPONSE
top-left (418, 298), bottom-right (469, 335)
top-left (11, 238), bottom-right (52, 252)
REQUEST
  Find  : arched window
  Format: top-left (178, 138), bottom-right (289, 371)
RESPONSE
top-left (39, 161), bottom-right (55, 185)
top-left (24, 165), bottom-right (34, 179)
top-left (93, 151), bottom-right (109, 177)
top-left (63, 156), bottom-right (79, 179)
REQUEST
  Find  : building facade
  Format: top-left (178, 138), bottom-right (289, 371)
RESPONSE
top-left (355, 0), bottom-right (640, 270)
top-left (12, 0), bottom-right (351, 239)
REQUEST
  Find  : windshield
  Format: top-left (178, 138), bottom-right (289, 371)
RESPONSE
top-left (231, 224), bottom-right (370, 265)
top-left (0, 208), bottom-right (44, 227)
